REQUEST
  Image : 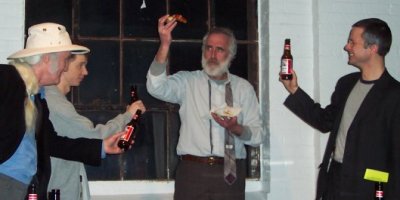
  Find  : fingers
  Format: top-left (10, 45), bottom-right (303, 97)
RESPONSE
top-left (292, 69), bottom-right (297, 80)
top-left (278, 70), bottom-right (299, 94)
top-left (211, 112), bottom-right (224, 122)
top-left (158, 15), bottom-right (170, 26)
top-left (158, 15), bottom-right (177, 29)
top-left (133, 100), bottom-right (146, 113)
top-left (211, 112), bottom-right (238, 129)
top-left (104, 131), bottom-right (125, 154)
top-left (127, 100), bottom-right (146, 115)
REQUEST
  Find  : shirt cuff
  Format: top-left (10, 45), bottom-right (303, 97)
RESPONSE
top-left (238, 126), bottom-right (252, 141)
top-left (149, 60), bottom-right (167, 76)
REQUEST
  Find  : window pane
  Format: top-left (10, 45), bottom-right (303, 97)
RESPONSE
top-left (230, 44), bottom-right (249, 80)
top-left (25, 0), bottom-right (72, 31)
top-left (78, 41), bottom-right (120, 105)
top-left (79, 0), bottom-right (119, 37)
top-left (169, 42), bottom-right (203, 74)
top-left (123, 0), bottom-right (165, 38)
top-left (215, 0), bottom-right (249, 40)
top-left (122, 41), bottom-right (167, 108)
top-left (169, 0), bottom-right (208, 39)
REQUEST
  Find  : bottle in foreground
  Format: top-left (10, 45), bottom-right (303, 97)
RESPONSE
top-left (27, 183), bottom-right (37, 200)
top-left (375, 182), bottom-right (384, 200)
top-left (118, 85), bottom-right (142, 151)
top-left (280, 38), bottom-right (293, 80)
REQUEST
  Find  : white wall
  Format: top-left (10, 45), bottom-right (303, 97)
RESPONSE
top-left (0, 0), bottom-right (25, 64)
top-left (267, 0), bottom-right (400, 199)
top-left (1, 0), bottom-right (400, 199)
top-left (267, 0), bottom-right (316, 198)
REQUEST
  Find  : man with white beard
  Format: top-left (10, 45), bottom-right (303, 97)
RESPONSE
top-left (146, 15), bottom-right (264, 200)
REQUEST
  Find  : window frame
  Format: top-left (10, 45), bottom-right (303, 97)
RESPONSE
top-left (25, 0), bottom-right (268, 188)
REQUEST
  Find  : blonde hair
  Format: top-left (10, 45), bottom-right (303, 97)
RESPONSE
top-left (9, 60), bottom-right (39, 132)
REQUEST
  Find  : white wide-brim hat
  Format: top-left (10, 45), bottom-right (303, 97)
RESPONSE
top-left (8, 22), bottom-right (90, 59)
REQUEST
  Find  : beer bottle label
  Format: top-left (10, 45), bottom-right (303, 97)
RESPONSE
top-left (28, 194), bottom-right (38, 200)
top-left (281, 58), bottom-right (292, 74)
top-left (376, 190), bottom-right (384, 198)
top-left (121, 125), bottom-right (134, 141)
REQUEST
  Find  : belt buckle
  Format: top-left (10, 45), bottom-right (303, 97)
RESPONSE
top-left (207, 157), bottom-right (215, 166)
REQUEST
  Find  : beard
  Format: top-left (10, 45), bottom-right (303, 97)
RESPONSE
top-left (201, 56), bottom-right (231, 77)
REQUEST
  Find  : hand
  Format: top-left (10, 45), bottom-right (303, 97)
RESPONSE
top-left (158, 15), bottom-right (177, 46)
top-left (211, 112), bottom-right (243, 136)
top-left (279, 70), bottom-right (299, 94)
top-left (155, 15), bottom-right (177, 63)
top-left (127, 100), bottom-right (146, 116)
top-left (103, 131), bottom-right (133, 154)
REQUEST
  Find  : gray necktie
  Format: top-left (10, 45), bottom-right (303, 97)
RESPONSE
top-left (224, 82), bottom-right (236, 185)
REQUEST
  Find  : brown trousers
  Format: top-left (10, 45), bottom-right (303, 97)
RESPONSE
top-left (174, 159), bottom-right (246, 200)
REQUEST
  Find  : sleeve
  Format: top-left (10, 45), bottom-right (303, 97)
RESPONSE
top-left (237, 81), bottom-right (264, 147)
top-left (38, 97), bottom-right (103, 166)
top-left (146, 60), bottom-right (188, 104)
top-left (283, 86), bottom-right (340, 133)
top-left (0, 66), bottom-right (27, 163)
top-left (49, 132), bottom-right (103, 166)
top-left (46, 88), bottom-right (131, 139)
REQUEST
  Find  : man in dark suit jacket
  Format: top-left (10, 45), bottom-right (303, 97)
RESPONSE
top-left (0, 23), bottom-right (127, 199)
top-left (280, 18), bottom-right (400, 199)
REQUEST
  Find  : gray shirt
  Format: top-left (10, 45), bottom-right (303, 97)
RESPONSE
top-left (334, 79), bottom-right (373, 162)
top-left (45, 86), bottom-right (132, 200)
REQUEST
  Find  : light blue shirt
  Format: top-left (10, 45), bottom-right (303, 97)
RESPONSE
top-left (0, 95), bottom-right (37, 184)
top-left (146, 60), bottom-right (264, 159)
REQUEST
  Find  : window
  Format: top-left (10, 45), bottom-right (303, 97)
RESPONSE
top-left (26, 0), bottom-right (260, 181)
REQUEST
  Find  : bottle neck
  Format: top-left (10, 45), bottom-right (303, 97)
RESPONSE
top-left (130, 110), bottom-right (142, 122)
top-left (284, 44), bottom-right (291, 51)
top-left (130, 85), bottom-right (138, 103)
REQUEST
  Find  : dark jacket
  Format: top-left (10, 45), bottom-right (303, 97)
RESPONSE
top-left (0, 64), bottom-right (102, 199)
top-left (284, 70), bottom-right (400, 200)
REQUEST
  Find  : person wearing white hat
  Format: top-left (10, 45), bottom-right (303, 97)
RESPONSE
top-left (0, 23), bottom-right (129, 199)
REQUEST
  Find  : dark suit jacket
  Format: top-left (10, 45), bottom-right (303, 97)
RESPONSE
top-left (284, 70), bottom-right (400, 200)
top-left (0, 64), bottom-right (103, 199)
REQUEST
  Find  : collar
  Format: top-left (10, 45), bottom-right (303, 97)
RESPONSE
top-left (202, 70), bottom-right (232, 85)
top-left (38, 87), bottom-right (46, 99)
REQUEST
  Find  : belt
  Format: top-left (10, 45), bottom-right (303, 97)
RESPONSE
top-left (180, 155), bottom-right (224, 166)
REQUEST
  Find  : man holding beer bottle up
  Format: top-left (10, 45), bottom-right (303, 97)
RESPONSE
top-left (280, 18), bottom-right (400, 199)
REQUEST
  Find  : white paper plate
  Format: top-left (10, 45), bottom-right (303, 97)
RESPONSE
top-left (211, 105), bottom-right (241, 118)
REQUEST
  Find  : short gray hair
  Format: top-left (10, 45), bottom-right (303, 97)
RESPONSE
top-left (202, 27), bottom-right (237, 60)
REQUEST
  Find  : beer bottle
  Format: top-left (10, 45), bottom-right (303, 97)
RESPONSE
top-left (48, 189), bottom-right (60, 200)
top-left (280, 38), bottom-right (293, 80)
top-left (27, 183), bottom-right (37, 200)
top-left (375, 182), bottom-right (384, 200)
top-left (118, 85), bottom-right (142, 151)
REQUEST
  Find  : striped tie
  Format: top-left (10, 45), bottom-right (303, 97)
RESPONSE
top-left (224, 82), bottom-right (236, 185)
